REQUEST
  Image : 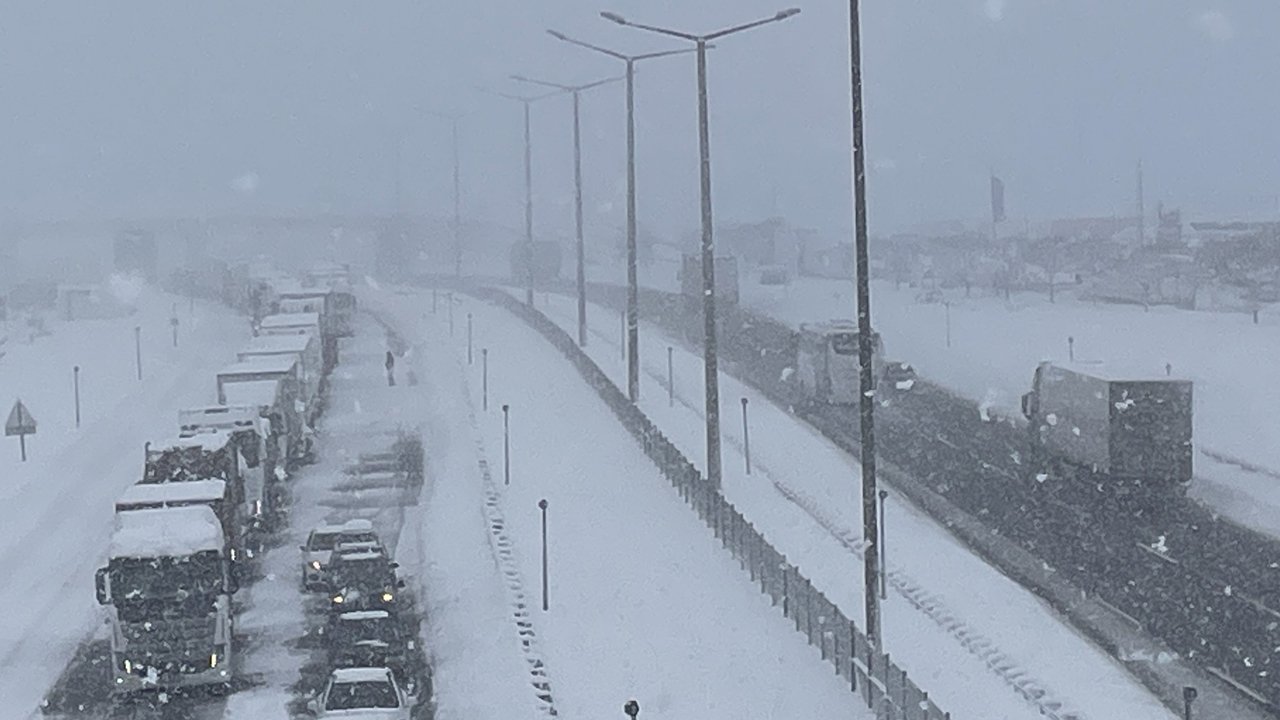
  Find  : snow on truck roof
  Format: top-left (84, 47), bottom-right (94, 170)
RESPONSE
top-left (312, 518), bottom-right (374, 535)
top-left (239, 334), bottom-right (314, 355)
top-left (220, 380), bottom-right (281, 408)
top-left (117, 479), bottom-right (227, 506)
top-left (330, 667), bottom-right (395, 684)
top-left (110, 506), bottom-right (225, 559)
top-left (219, 356), bottom-right (299, 377)
top-left (149, 430), bottom-right (233, 453)
top-left (1040, 360), bottom-right (1190, 383)
top-left (260, 312), bottom-right (320, 328)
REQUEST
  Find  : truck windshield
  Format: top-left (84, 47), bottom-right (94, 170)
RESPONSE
top-left (326, 680), bottom-right (399, 710)
top-left (830, 333), bottom-right (858, 355)
top-left (109, 550), bottom-right (223, 601)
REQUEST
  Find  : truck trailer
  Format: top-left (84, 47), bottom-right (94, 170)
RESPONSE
top-left (1020, 361), bottom-right (1193, 490)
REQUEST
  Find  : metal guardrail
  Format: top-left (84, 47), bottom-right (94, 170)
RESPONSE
top-left (473, 287), bottom-right (951, 720)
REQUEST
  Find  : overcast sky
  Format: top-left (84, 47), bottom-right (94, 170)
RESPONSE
top-left (0, 1), bottom-right (1276, 240)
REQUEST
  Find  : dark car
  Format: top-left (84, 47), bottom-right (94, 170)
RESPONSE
top-left (327, 550), bottom-right (405, 615)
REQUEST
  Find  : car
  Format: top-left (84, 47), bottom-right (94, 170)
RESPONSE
top-left (882, 361), bottom-right (917, 391)
top-left (301, 519), bottom-right (377, 591)
top-left (309, 666), bottom-right (412, 719)
top-left (325, 610), bottom-right (421, 680)
top-left (328, 550), bottom-right (405, 615)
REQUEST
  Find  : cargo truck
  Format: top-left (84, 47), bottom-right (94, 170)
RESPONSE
top-left (1020, 361), bottom-right (1193, 490)
top-left (95, 506), bottom-right (236, 694)
top-left (237, 333), bottom-right (322, 418)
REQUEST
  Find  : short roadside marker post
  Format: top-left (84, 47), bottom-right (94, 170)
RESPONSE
top-left (539, 499), bottom-right (549, 611)
top-left (502, 404), bottom-right (511, 486)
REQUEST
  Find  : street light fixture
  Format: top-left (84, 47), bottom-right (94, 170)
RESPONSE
top-left (600, 8), bottom-right (801, 492)
top-left (546, 29), bottom-right (699, 402)
top-left (510, 72), bottom-right (625, 348)
top-left (477, 87), bottom-right (561, 306)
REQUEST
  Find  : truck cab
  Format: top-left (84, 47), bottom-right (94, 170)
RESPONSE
top-left (95, 506), bottom-right (236, 694)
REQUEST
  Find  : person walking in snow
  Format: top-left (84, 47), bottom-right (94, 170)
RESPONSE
top-left (385, 350), bottom-right (396, 387)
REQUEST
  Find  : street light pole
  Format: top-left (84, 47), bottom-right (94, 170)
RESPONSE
top-left (848, 0), bottom-right (882, 647)
top-left (546, 31), bottom-right (699, 401)
top-left (573, 89), bottom-right (586, 346)
top-left (523, 102), bottom-right (535, 305)
top-left (452, 118), bottom-right (462, 278)
top-left (481, 89), bottom-right (560, 306)
top-left (512, 73), bottom-right (625, 348)
top-left (601, 7), bottom-right (801, 492)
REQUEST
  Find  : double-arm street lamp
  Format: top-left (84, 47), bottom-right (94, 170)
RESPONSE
top-left (600, 8), bottom-right (800, 492)
top-left (511, 73), bottom-right (625, 347)
top-left (483, 89), bottom-right (561, 305)
top-left (546, 30), bottom-right (698, 402)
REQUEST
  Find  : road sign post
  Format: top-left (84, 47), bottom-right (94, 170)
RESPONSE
top-left (6, 399), bottom-right (38, 462)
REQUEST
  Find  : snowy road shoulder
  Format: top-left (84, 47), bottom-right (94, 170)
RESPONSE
top-left (404, 290), bottom-right (870, 720)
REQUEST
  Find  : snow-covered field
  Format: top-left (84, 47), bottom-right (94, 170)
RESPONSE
top-left (0, 291), bottom-right (251, 713)
top-left (522, 289), bottom-right (1175, 720)
top-left (381, 288), bottom-right (874, 720)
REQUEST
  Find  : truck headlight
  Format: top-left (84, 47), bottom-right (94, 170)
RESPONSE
top-left (381, 592), bottom-right (394, 603)
top-left (311, 561), bottom-right (321, 570)
top-left (332, 594), bottom-right (344, 604)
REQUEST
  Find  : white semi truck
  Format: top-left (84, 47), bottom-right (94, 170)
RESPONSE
top-left (95, 505), bottom-right (237, 693)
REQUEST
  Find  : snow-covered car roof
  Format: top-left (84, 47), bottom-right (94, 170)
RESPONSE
top-left (329, 667), bottom-right (395, 684)
top-left (116, 479), bottom-right (227, 507)
top-left (312, 518), bottom-right (374, 535)
top-left (221, 380), bottom-right (281, 408)
top-left (110, 506), bottom-right (225, 559)
top-left (260, 312), bottom-right (320, 329)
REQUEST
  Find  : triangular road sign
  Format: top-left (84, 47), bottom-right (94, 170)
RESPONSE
top-left (6, 399), bottom-right (37, 436)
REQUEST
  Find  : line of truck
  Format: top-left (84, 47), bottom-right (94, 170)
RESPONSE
top-left (90, 263), bottom-right (356, 698)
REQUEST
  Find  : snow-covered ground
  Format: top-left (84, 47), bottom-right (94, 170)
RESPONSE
top-left (382, 288), bottom-right (874, 720)
top-left (521, 289), bottom-right (1175, 720)
top-left (0, 290), bottom-right (251, 714)
top-left (624, 254), bottom-right (1280, 541)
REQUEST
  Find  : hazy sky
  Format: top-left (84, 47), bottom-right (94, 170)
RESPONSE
top-left (1, 1), bottom-right (1277, 240)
